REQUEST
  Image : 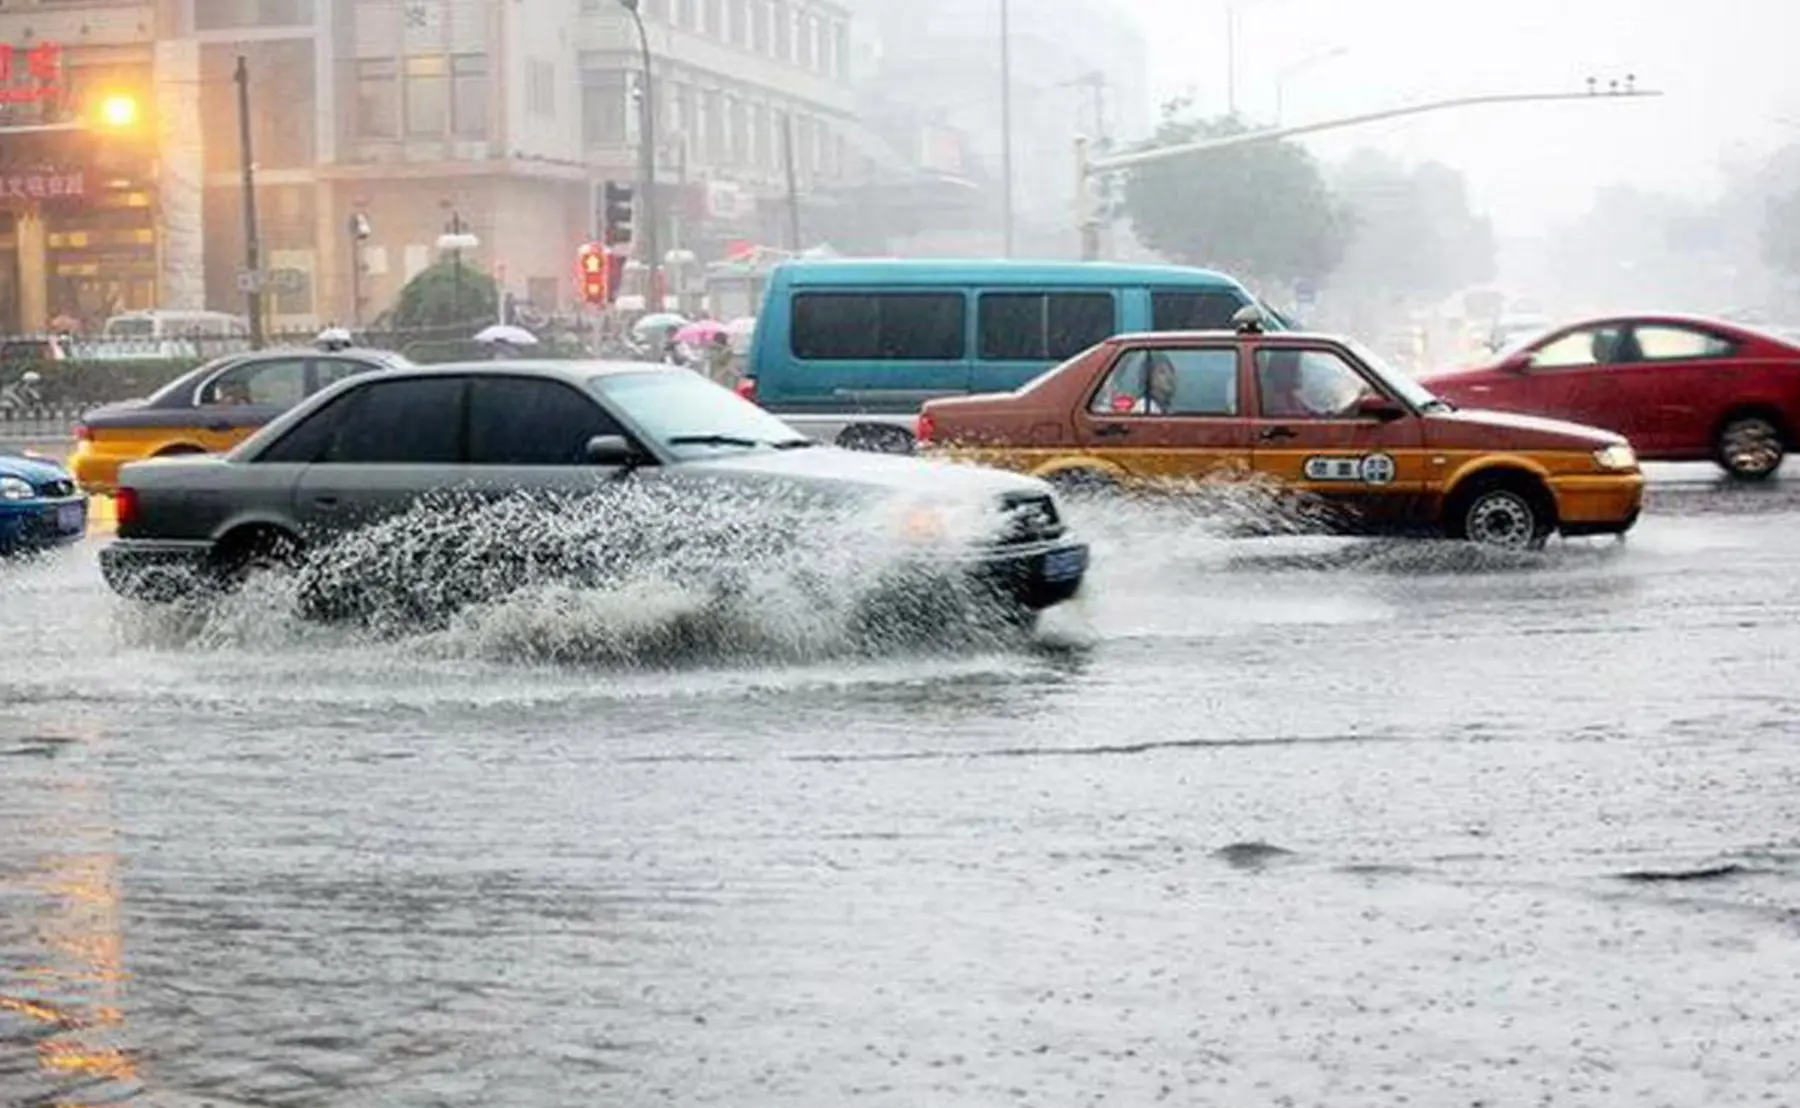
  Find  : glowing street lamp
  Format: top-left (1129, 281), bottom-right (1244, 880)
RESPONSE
top-left (96, 94), bottom-right (140, 130)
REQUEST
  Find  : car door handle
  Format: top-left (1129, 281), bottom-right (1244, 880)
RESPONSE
top-left (1093, 423), bottom-right (1130, 438)
top-left (311, 495), bottom-right (340, 509)
top-left (1260, 426), bottom-right (1298, 441)
top-left (205, 419), bottom-right (231, 432)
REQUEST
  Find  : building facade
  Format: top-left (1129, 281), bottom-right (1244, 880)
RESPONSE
top-left (0, 0), bottom-right (858, 334)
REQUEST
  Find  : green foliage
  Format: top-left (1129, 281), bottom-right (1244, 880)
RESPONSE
top-left (1762, 187), bottom-right (1800, 278)
top-left (1331, 149), bottom-right (1496, 305)
top-left (389, 259), bottom-right (501, 332)
top-left (1120, 102), bottom-right (1346, 283)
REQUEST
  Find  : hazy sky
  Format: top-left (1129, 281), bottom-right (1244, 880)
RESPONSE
top-left (1116, 0), bottom-right (1800, 234)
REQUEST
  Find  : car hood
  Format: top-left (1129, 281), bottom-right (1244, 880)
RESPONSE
top-left (685, 443), bottom-right (1054, 500)
top-left (1426, 407), bottom-right (1624, 447)
top-left (0, 449), bottom-right (75, 485)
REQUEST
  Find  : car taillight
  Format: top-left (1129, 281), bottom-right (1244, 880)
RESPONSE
top-left (114, 487), bottom-right (138, 529)
top-left (734, 376), bottom-right (757, 403)
top-left (916, 410), bottom-right (936, 445)
top-left (74, 424), bottom-right (91, 442)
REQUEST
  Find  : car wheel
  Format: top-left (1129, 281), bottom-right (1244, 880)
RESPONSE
top-left (1453, 480), bottom-right (1550, 550)
top-left (211, 528), bottom-right (302, 588)
top-left (1045, 468), bottom-right (1118, 498)
top-left (837, 425), bottom-right (914, 454)
top-left (154, 444), bottom-right (207, 457)
top-left (1716, 415), bottom-right (1784, 481)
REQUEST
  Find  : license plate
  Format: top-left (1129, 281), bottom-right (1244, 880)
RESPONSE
top-left (1041, 546), bottom-right (1087, 582)
top-left (56, 503), bottom-right (85, 533)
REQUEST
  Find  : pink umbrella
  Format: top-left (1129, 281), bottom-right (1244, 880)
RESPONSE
top-left (674, 319), bottom-right (727, 345)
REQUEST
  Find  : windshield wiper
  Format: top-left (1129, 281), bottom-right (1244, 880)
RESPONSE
top-left (666, 434), bottom-right (764, 448)
top-left (771, 437), bottom-right (818, 450)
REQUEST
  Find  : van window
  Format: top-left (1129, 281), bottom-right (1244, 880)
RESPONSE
top-left (978, 292), bottom-right (1114, 361)
top-left (1151, 289), bottom-right (1250, 331)
top-left (791, 292), bottom-right (965, 360)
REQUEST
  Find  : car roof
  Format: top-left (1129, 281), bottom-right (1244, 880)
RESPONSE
top-left (1106, 328), bottom-right (1353, 345)
top-left (374, 358), bottom-right (682, 381)
top-left (768, 258), bottom-right (1247, 289)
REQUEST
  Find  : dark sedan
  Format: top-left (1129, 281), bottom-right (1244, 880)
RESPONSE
top-left (70, 346), bottom-right (410, 493)
top-left (98, 361), bottom-right (1090, 625)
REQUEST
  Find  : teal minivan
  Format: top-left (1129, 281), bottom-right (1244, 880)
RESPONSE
top-left (741, 259), bottom-right (1275, 449)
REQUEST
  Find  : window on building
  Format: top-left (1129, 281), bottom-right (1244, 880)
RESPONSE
top-left (703, 0), bottom-right (723, 36)
top-left (832, 22), bottom-right (850, 78)
top-left (452, 54), bottom-right (487, 137)
top-left (701, 89), bottom-right (724, 164)
top-left (355, 58), bottom-right (398, 138)
top-left (792, 293), bottom-right (967, 361)
top-left (796, 115), bottom-right (816, 177)
top-left (582, 72), bottom-right (629, 146)
top-left (672, 83), bottom-right (693, 145)
top-left (751, 102), bottom-right (770, 169)
top-left (644, 0), bottom-right (667, 18)
top-left (194, 0), bottom-right (314, 29)
top-left (404, 55), bottom-right (448, 137)
top-left (978, 293), bottom-right (1117, 361)
top-left (727, 97), bottom-right (748, 166)
top-left (752, 0), bottom-right (769, 52)
top-left (527, 59), bottom-right (556, 117)
top-left (796, 13), bottom-right (815, 68)
top-left (728, 0), bottom-right (747, 45)
top-left (676, 0), bottom-right (695, 28)
top-left (772, 0), bottom-right (791, 59)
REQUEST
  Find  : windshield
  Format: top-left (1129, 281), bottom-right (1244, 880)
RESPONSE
top-left (1343, 338), bottom-right (1447, 411)
top-left (591, 369), bottom-right (807, 458)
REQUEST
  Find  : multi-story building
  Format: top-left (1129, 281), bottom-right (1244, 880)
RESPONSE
top-left (0, 0), bottom-right (858, 334)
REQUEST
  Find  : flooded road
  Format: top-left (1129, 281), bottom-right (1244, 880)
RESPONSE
top-left (4, 471), bottom-right (1799, 1107)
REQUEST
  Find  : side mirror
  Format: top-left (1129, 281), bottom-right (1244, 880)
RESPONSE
top-left (1355, 394), bottom-right (1406, 421)
top-left (585, 434), bottom-right (643, 467)
top-left (1502, 353), bottom-right (1533, 373)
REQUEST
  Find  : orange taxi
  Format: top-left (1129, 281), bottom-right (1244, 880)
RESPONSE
top-left (915, 311), bottom-right (1644, 549)
top-left (69, 346), bottom-right (407, 494)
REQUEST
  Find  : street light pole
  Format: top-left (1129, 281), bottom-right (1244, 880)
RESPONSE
top-left (233, 55), bottom-right (264, 349)
top-left (999, 0), bottom-right (1014, 257)
top-left (1075, 82), bottom-right (1663, 260)
top-left (619, 0), bottom-right (663, 311)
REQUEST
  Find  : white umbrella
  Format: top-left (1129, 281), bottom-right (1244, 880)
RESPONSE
top-left (725, 316), bottom-right (757, 353)
top-left (631, 312), bottom-right (689, 336)
top-left (473, 323), bottom-right (539, 346)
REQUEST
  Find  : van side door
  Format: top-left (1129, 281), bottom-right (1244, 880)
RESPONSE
top-left (969, 290), bottom-right (1118, 396)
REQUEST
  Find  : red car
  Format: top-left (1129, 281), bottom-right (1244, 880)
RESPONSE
top-left (1419, 314), bottom-right (1800, 480)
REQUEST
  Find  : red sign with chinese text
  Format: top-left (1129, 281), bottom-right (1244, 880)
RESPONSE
top-left (0, 41), bottom-right (62, 105)
top-left (0, 171), bottom-right (86, 201)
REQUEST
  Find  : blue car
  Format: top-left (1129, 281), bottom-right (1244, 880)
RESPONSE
top-left (0, 449), bottom-right (89, 555)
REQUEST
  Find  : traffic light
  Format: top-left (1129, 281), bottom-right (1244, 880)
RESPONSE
top-left (601, 181), bottom-right (634, 249)
top-left (576, 241), bottom-right (609, 306)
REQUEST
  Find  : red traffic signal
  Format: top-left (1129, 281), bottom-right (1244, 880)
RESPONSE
top-left (576, 242), bottom-right (609, 306)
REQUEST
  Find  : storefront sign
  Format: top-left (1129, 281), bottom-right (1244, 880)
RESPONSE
top-left (0, 42), bottom-right (63, 105)
top-left (0, 171), bottom-right (86, 200)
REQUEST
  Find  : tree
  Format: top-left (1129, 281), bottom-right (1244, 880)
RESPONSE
top-left (1120, 101), bottom-right (1346, 284)
top-left (388, 259), bottom-right (500, 332)
top-left (1328, 149), bottom-right (1496, 309)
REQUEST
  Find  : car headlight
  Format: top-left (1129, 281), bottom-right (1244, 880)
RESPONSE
top-left (1593, 444), bottom-right (1637, 471)
top-left (892, 501), bottom-right (950, 543)
top-left (0, 475), bottom-right (34, 501)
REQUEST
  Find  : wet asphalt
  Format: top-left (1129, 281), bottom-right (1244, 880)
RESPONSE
top-left (2, 464), bottom-right (1798, 1107)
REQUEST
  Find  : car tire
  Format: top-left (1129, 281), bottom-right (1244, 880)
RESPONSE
top-left (210, 527), bottom-right (302, 589)
top-left (1448, 477), bottom-right (1551, 551)
top-left (1044, 468), bottom-right (1118, 498)
top-left (153, 444), bottom-right (207, 457)
top-left (1715, 414), bottom-right (1784, 481)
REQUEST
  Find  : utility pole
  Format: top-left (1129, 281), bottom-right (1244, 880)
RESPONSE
top-left (620, 0), bottom-right (662, 311)
top-left (1075, 81), bottom-right (1664, 260)
top-left (999, 0), bottom-right (1014, 257)
top-left (782, 111), bottom-right (802, 250)
top-left (234, 55), bottom-right (264, 348)
top-left (1225, 3), bottom-right (1238, 118)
